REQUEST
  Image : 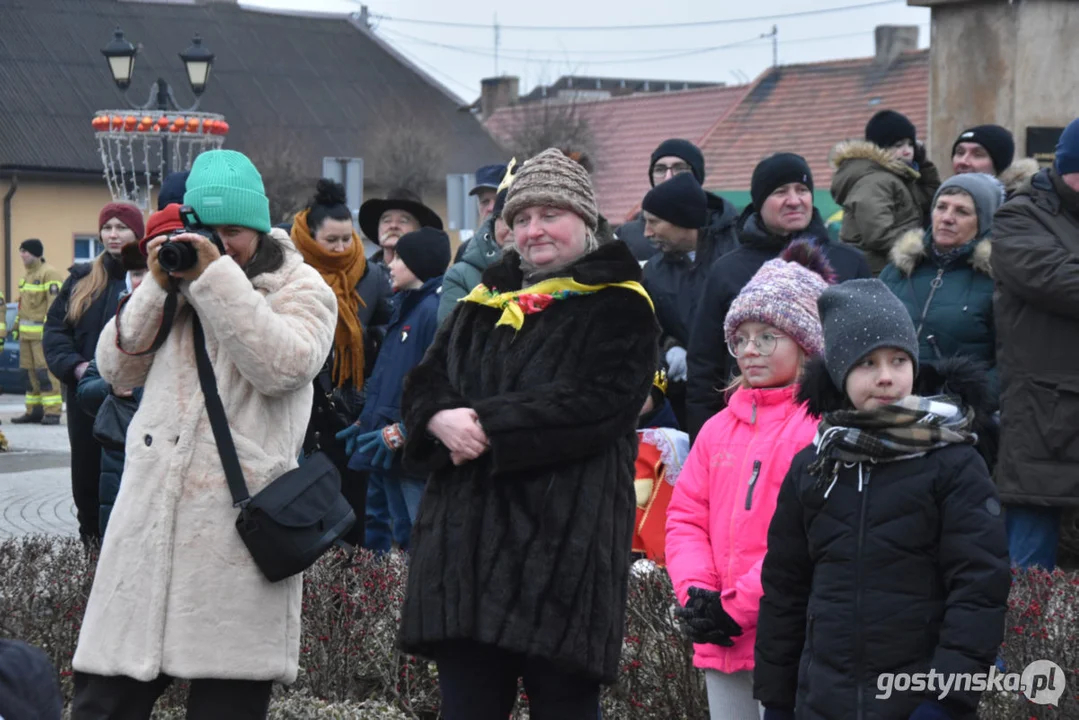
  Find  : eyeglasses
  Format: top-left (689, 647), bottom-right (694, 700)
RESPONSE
top-left (727, 331), bottom-right (788, 358)
top-left (651, 162), bottom-right (692, 181)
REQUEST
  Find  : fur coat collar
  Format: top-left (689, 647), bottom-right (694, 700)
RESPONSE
top-left (888, 228), bottom-right (993, 277)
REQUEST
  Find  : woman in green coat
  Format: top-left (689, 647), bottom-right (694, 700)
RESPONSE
top-left (880, 172), bottom-right (1004, 401)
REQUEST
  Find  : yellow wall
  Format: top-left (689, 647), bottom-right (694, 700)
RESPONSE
top-left (0, 177), bottom-right (461, 302)
top-left (1, 178), bottom-right (120, 302)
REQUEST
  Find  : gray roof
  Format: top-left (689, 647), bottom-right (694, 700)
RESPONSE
top-left (0, 0), bottom-right (506, 177)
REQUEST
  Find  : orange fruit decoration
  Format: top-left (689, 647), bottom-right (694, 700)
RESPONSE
top-left (186, 117), bottom-right (200, 132)
top-left (111, 115), bottom-right (123, 130)
top-left (140, 116), bottom-right (153, 131)
top-left (157, 116), bottom-right (170, 131)
top-left (202, 119), bottom-right (216, 134)
top-left (124, 116), bottom-right (137, 131)
top-left (218, 121), bottom-right (229, 135)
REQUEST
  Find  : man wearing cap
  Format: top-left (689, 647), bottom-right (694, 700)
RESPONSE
top-left (640, 173), bottom-right (738, 428)
top-left (11, 239), bottom-right (65, 425)
top-left (951, 124), bottom-right (1039, 197)
top-left (451, 163), bottom-right (508, 265)
top-left (685, 153), bottom-right (872, 439)
top-left (359, 187), bottom-right (444, 266)
top-left (617, 138), bottom-right (741, 263)
top-left (990, 117), bottom-right (1079, 570)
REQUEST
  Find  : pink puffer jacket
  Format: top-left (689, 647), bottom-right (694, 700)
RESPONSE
top-left (665, 385), bottom-right (818, 674)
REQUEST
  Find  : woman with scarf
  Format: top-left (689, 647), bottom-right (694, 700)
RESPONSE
top-left (397, 148), bottom-right (658, 719)
top-left (753, 279), bottom-right (1009, 720)
top-left (291, 178), bottom-right (384, 544)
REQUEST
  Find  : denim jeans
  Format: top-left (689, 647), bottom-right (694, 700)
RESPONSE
top-left (364, 474), bottom-right (426, 553)
top-left (1005, 504), bottom-right (1062, 569)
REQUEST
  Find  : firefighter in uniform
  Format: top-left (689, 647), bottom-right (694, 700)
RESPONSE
top-left (12, 239), bottom-right (65, 424)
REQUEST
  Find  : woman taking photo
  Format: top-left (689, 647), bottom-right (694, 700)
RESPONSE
top-left (44, 201), bottom-right (144, 545)
top-left (291, 178), bottom-right (391, 544)
top-left (70, 149), bottom-right (337, 719)
top-left (397, 148), bottom-right (658, 719)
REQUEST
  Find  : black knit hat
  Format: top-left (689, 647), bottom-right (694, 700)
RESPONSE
top-left (953, 125), bottom-right (1015, 174)
top-left (865, 110), bottom-right (917, 149)
top-left (19, 238), bottom-right (44, 258)
top-left (394, 227), bottom-right (450, 283)
top-left (750, 153), bottom-right (814, 211)
top-left (158, 170), bottom-right (190, 210)
top-left (641, 172), bottom-right (708, 229)
top-left (649, 139), bottom-right (705, 187)
top-left (817, 278), bottom-right (920, 389)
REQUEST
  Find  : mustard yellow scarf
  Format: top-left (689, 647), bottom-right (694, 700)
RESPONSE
top-left (460, 277), bottom-right (654, 330)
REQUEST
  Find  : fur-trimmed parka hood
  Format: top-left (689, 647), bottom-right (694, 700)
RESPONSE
top-left (830, 140), bottom-right (920, 202)
top-left (998, 158), bottom-right (1040, 196)
top-left (888, 228), bottom-right (993, 277)
top-left (797, 354), bottom-right (998, 464)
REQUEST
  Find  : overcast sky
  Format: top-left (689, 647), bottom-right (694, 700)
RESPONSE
top-left (241, 0), bottom-right (930, 103)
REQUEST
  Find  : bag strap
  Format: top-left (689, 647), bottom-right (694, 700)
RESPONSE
top-left (114, 290), bottom-right (179, 357)
top-left (192, 313), bottom-right (251, 508)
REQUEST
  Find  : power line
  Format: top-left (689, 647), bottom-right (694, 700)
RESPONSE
top-left (378, 27), bottom-right (773, 65)
top-left (369, 0), bottom-right (905, 32)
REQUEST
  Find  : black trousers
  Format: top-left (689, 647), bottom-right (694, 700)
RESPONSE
top-left (66, 385), bottom-right (102, 541)
top-left (434, 640), bottom-right (601, 720)
top-left (72, 672), bottom-right (272, 720)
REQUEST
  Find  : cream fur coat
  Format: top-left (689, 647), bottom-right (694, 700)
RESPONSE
top-left (72, 233), bottom-right (336, 683)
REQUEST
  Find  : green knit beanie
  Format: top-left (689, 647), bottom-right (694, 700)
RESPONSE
top-left (183, 150), bottom-right (271, 232)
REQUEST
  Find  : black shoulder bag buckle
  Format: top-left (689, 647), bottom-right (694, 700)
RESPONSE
top-left (192, 313), bottom-right (356, 582)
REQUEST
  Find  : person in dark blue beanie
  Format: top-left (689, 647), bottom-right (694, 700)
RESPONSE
top-left (157, 170), bottom-right (189, 210)
top-left (1055, 117), bottom-right (1079, 175)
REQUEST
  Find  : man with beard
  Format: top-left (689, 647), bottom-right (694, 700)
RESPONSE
top-left (359, 188), bottom-right (444, 266)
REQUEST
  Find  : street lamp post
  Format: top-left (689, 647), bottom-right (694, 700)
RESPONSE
top-left (101, 27), bottom-right (215, 177)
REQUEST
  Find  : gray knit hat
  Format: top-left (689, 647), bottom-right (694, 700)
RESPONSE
top-left (501, 148), bottom-right (599, 232)
top-left (931, 173), bottom-right (1005, 239)
top-left (817, 279), bottom-right (919, 389)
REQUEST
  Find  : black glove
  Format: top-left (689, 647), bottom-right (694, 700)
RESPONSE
top-left (674, 586), bottom-right (743, 646)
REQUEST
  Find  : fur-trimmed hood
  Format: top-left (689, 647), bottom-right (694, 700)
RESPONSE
top-left (830, 140), bottom-right (920, 202)
top-left (888, 228), bottom-right (993, 277)
top-left (998, 158), bottom-right (1041, 196)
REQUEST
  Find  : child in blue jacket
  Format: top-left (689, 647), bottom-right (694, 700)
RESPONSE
top-left (338, 227), bottom-right (450, 553)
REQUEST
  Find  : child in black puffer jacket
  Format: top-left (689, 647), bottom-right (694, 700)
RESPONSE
top-left (753, 279), bottom-right (1010, 720)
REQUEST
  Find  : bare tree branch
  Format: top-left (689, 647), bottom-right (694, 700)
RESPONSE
top-left (506, 100), bottom-right (595, 162)
top-left (241, 130), bottom-right (318, 225)
top-left (368, 115), bottom-right (445, 197)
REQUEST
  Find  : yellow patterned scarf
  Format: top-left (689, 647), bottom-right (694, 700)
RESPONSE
top-left (460, 277), bottom-right (654, 330)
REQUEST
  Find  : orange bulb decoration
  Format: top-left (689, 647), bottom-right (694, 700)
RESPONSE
top-left (124, 116), bottom-right (137, 131)
top-left (186, 118), bottom-right (200, 132)
top-left (217, 121), bottom-right (229, 136)
top-left (156, 116), bottom-right (170, 131)
top-left (202, 119), bottom-right (216, 134)
top-left (111, 115), bottom-right (123, 130)
top-left (139, 116), bottom-right (153, 131)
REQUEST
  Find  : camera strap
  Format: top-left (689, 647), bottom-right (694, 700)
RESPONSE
top-left (192, 312), bottom-right (251, 507)
top-left (113, 289), bottom-right (179, 357)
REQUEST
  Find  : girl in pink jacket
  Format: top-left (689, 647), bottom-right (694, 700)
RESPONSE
top-left (666, 244), bottom-right (834, 720)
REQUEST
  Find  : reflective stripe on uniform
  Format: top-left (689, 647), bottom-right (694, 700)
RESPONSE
top-left (41, 394), bottom-right (63, 407)
top-left (18, 321), bottom-right (44, 339)
top-left (19, 282), bottom-right (62, 292)
top-left (25, 394), bottom-right (41, 406)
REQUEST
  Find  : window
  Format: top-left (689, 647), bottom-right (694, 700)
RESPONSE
top-left (74, 235), bottom-right (105, 263)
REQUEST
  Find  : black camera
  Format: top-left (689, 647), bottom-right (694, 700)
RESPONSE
top-left (157, 206), bottom-right (226, 273)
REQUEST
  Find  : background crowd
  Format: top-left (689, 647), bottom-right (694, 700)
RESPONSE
top-left (1, 110), bottom-right (1076, 720)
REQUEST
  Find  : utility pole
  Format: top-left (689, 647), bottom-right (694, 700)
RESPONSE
top-left (772, 24), bottom-right (778, 67)
top-left (494, 13), bottom-right (501, 76)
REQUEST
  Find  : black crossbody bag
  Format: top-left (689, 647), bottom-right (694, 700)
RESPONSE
top-left (192, 314), bottom-right (356, 582)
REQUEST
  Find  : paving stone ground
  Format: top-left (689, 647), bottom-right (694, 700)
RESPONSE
top-left (0, 398), bottom-right (78, 538)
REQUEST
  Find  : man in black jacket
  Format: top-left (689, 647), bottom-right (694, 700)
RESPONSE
top-left (617, 138), bottom-right (740, 262)
top-left (685, 153), bottom-right (871, 439)
top-left (640, 173), bottom-right (738, 428)
top-left (991, 117), bottom-right (1079, 569)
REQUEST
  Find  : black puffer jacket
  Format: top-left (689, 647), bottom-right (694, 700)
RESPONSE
top-left (397, 241), bottom-right (658, 683)
top-left (754, 357), bottom-right (1010, 720)
top-left (685, 207), bottom-right (871, 438)
top-left (642, 221), bottom-right (739, 350)
top-left (43, 254), bottom-right (128, 386)
top-left (617, 191), bottom-right (739, 263)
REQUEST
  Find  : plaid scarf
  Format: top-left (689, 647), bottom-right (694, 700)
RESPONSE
top-left (808, 395), bottom-right (977, 488)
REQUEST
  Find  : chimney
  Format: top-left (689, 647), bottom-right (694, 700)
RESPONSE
top-left (874, 25), bottom-right (919, 66)
top-left (480, 76), bottom-right (519, 118)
